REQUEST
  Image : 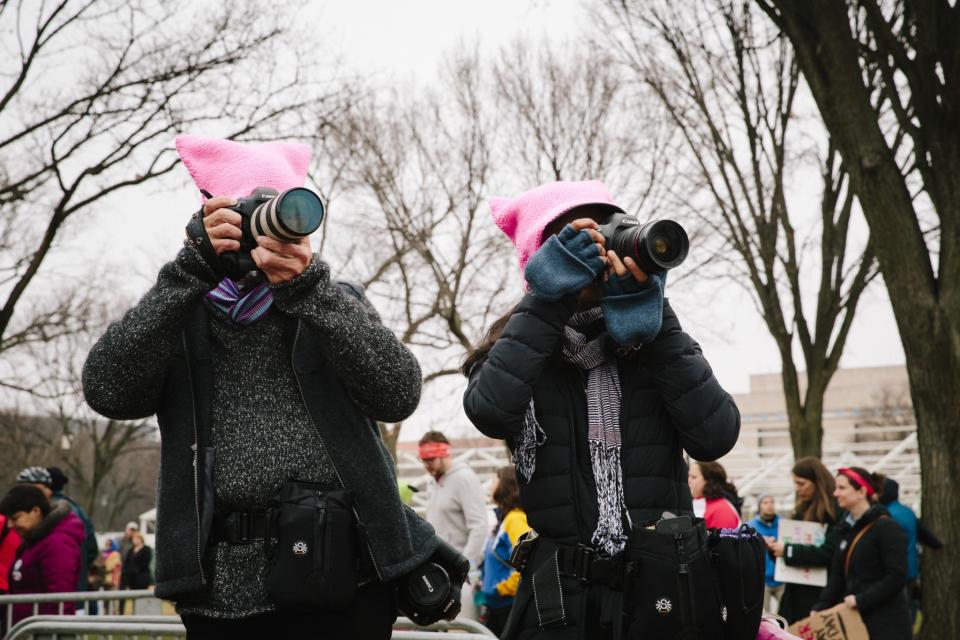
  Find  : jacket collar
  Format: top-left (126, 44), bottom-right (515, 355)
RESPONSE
top-left (22, 501), bottom-right (71, 544)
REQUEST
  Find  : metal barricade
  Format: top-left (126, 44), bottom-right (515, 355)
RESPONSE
top-left (1, 610), bottom-right (495, 639)
top-left (393, 617), bottom-right (497, 638)
top-left (0, 590), bottom-right (160, 632)
top-left (4, 616), bottom-right (184, 639)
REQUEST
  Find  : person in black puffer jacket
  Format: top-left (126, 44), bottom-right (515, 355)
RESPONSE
top-left (813, 467), bottom-right (910, 640)
top-left (462, 181), bottom-right (741, 640)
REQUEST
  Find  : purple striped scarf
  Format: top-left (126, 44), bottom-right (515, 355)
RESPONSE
top-left (206, 277), bottom-right (273, 325)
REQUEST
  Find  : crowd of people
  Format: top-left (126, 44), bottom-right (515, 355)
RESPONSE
top-left (0, 138), bottom-right (942, 640)
top-left (0, 466), bottom-right (155, 627)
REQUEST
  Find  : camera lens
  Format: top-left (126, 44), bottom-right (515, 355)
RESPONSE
top-left (642, 220), bottom-right (688, 269)
top-left (251, 187), bottom-right (325, 242)
top-left (277, 188), bottom-right (325, 235)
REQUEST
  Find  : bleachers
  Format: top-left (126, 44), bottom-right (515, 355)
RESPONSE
top-left (397, 423), bottom-right (921, 517)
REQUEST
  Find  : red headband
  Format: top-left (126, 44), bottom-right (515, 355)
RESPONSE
top-left (418, 443), bottom-right (451, 460)
top-left (838, 467), bottom-right (875, 497)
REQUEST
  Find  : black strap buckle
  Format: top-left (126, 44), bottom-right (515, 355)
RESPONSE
top-left (573, 544), bottom-right (595, 582)
top-left (558, 544), bottom-right (629, 589)
top-left (217, 509), bottom-right (268, 544)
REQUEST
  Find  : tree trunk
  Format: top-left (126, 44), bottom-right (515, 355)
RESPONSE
top-left (752, 3), bottom-right (960, 636)
top-left (903, 318), bottom-right (960, 640)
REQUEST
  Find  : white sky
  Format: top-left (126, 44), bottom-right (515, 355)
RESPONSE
top-left (68, 0), bottom-right (905, 439)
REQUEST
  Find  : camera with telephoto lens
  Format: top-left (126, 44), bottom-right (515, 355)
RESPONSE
top-left (396, 538), bottom-right (469, 626)
top-left (190, 186), bottom-right (325, 280)
top-left (597, 212), bottom-right (689, 274)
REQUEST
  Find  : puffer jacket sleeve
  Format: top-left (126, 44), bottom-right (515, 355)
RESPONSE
top-left (638, 300), bottom-right (740, 461)
top-left (463, 293), bottom-right (577, 439)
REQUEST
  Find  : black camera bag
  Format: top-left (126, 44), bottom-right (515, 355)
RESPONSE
top-left (625, 519), bottom-right (725, 639)
top-left (707, 525), bottom-right (765, 640)
top-left (264, 480), bottom-right (359, 609)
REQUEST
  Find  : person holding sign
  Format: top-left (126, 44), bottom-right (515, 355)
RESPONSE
top-left (767, 457), bottom-right (843, 624)
top-left (812, 467), bottom-right (909, 640)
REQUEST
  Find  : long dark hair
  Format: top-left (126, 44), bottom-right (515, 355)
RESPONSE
top-left (492, 466), bottom-right (522, 515)
top-left (697, 461), bottom-right (738, 501)
top-left (461, 301), bottom-right (521, 376)
top-left (792, 457), bottom-right (837, 523)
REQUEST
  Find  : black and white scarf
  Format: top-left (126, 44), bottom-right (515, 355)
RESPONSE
top-left (515, 307), bottom-right (631, 556)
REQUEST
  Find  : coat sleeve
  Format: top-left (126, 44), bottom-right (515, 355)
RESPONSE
top-left (272, 257), bottom-right (422, 423)
top-left (855, 521), bottom-right (908, 612)
top-left (917, 519), bottom-right (944, 549)
top-left (637, 300), bottom-right (740, 461)
top-left (463, 293), bottom-right (577, 439)
top-left (458, 473), bottom-right (491, 567)
top-left (813, 540), bottom-right (846, 611)
top-left (42, 534), bottom-right (82, 596)
top-left (784, 520), bottom-right (843, 568)
top-left (82, 245), bottom-right (219, 420)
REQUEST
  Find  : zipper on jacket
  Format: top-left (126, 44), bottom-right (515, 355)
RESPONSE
top-left (182, 332), bottom-right (206, 584)
top-left (290, 320), bottom-right (384, 582)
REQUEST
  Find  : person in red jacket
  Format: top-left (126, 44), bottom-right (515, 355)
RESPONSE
top-left (0, 513), bottom-right (21, 594)
top-left (688, 461), bottom-right (742, 529)
top-left (0, 484), bottom-right (85, 624)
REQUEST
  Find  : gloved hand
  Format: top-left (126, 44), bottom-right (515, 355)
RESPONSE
top-left (396, 538), bottom-right (469, 626)
top-left (600, 270), bottom-right (666, 347)
top-left (524, 224), bottom-right (605, 301)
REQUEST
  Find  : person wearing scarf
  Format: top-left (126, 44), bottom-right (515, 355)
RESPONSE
top-left (82, 135), bottom-right (452, 638)
top-left (462, 180), bottom-right (741, 640)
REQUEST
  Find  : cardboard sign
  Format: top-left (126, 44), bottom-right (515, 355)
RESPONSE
top-left (788, 603), bottom-right (869, 640)
top-left (774, 519), bottom-right (828, 587)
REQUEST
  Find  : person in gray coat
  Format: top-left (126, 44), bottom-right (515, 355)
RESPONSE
top-left (82, 135), bottom-right (461, 638)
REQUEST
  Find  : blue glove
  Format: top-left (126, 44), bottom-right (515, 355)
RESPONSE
top-left (600, 271), bottom-right (666, 347)
top-left (524, 225), bottom-right (604, 301)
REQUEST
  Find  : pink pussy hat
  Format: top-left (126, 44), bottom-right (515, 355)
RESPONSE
top-left (489, 180), bottom-right (621, 273)
top-left (175, 134), bottom-right (312, 203)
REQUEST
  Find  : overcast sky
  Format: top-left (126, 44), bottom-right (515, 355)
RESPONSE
top-left (73, 0), bottom-right (905, 439)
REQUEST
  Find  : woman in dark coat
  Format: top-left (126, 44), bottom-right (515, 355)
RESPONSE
top-left (462, 181), bottom-right (741, 640)
top-left (120, 531), bottom-right (154, 590)
top-left (813, 467), bottom-right (909, 640)
top-left (767, 457), bottom-right (843, 624)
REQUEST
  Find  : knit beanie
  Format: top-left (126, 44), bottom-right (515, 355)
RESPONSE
top-left (175, 134), bottom-right (312, 202)
top-left (489, 180), bottom-right (621, 274)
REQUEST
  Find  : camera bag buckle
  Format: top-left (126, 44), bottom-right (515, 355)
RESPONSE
top-left (214, 508), bottom-right (269, 545)
top-left (557, 543), bottom-right (630, 590)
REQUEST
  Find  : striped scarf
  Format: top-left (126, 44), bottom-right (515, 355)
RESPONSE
top-left (515, 307), bottom-right (631, 556)
top-left (206, 277), bottom-right (274, 325)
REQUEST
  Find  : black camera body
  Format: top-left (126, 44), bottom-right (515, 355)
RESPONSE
top-left (396, 538), bottom-right (469, 626)
top-left (597, 213), bottom-right (689, 274)
top-left (186, 186), bottom-right (325, 281)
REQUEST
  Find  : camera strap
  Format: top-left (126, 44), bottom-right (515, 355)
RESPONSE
top-left (185, 207), bottom-right (225, 279)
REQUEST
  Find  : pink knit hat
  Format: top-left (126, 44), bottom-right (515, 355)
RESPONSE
top-left (490, 180), bottom-right (621, 273)
top-left (175, 134), bottom-right (312, 202)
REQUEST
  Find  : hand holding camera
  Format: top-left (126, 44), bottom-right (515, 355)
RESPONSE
top-left (396, 538), bottom-right (470, 626)
top-left (187, 186), bottom-right (325, 283)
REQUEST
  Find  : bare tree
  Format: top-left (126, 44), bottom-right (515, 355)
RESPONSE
top-left (320, 54), bottom-right (513, 454)
top-left (0, 0), bottom-right (349, 392)
top-left (492, 40), bottom-right (673, 212)
top-left (598, 0), bottom-right (879, 458)
top-left (751, 2), bottom-right (960, 635)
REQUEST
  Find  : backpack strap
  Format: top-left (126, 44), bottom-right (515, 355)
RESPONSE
top-left (844, 515), bottom-right (887, 576)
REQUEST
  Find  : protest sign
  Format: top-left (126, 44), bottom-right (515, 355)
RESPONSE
top-left (787, 603), bottom-right (869, 640)
top-left (774, 518), bottom-right (828, 587)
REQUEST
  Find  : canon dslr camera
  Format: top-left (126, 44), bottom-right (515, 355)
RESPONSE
top-left (597, 213), bottom-right (689, 274)
top-left (396, 538), bottom-right (470, 626)
top-left (187, 186), bottom-right (325, 280)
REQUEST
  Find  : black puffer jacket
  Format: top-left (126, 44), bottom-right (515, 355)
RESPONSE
top-left (463, 293), bottom-right (740, 638)
top-left (814, 505), bottom-right (910, 640)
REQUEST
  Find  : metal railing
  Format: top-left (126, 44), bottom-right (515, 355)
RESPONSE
top-left (0, 590), bottom-right (160, 633)
top-left (3, 615), bottom-right (494, 640)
